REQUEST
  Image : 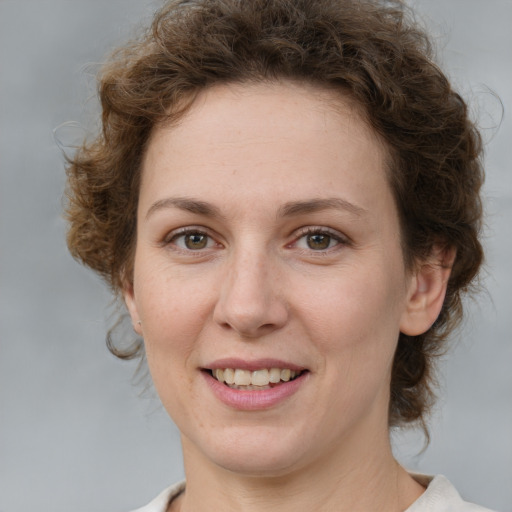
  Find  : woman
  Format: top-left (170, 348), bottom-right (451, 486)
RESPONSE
top-left (65, 0), bottom-right (494, 510)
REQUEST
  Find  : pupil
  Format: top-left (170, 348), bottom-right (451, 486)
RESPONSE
top-left (307, 234), bottom-right (330, 250)
top-left (185, 233), bottom-right (207, 249)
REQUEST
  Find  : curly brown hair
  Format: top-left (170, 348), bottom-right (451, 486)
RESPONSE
top-left (65, 0), bottom-right (484, 430)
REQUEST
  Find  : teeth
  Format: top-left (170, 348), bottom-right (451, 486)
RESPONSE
top-left (280, 369), bottom-right (291, 382)
top-left (211, 367), bottom-right (302, 387)
top-left (251, 369), bottom-right (269, 386)
top-left (224, 368), bottom-right (235, 385)
top-left (269, 368), bottom-right (281, 383)
top-left (234, 369), bottom-right (251, 386)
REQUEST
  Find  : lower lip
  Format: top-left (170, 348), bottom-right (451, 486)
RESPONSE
top-left (202, 371), bottom-right (308, 410)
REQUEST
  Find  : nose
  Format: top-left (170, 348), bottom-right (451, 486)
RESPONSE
top-left (213, 247), bottom-right (289, 338)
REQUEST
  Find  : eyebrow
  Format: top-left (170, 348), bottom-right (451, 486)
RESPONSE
top-left (145, 196), bottom-right (367, 220)
top-left (145, 197), bottom-right (224, 220)
top-left (278, 197), bottom-right (367, 218)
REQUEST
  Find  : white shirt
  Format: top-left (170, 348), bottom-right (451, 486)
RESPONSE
top-left (130, 475), bottom-right (496, 512)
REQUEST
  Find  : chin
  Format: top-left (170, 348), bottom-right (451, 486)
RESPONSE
top-left (215, 452), bottom-right (303, 478)
top-left (197, 427), bottom-right (311, 477)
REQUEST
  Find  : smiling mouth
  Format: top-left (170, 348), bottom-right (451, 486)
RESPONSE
top-left (207, 368), bottom-right (305, 390)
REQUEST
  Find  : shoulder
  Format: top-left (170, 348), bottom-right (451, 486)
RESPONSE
top-left (129, 481), bottom-right (185, 512)
top-left (406, 474), bottom-right (497, 512)
top-left (128, 476), bottom-right (497, 512)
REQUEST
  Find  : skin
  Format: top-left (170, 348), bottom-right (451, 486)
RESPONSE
top-left (124, 82), bottom-right (452, 511)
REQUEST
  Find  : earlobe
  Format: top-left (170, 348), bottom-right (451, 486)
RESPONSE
top-left (400, 246), bottom-right (456, 336)
top-left (123, 282), bottom-right (143, 335)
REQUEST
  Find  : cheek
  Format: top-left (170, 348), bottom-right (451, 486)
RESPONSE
top-left (136, 257), bottom-right (210, 326)
top-left (135, 272), bottom-right (207, 419)
top-left (303, 270), bottom-right (406, 426)
top-left (133, 262), bottom-right (214, 375)
top-left (308, 264), bottom-right (403, 327)
top-left (297, 263), bottom-right (406, 373)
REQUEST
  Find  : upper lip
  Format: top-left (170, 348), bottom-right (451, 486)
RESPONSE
top-left (204, 358), bottom-right (306, 372)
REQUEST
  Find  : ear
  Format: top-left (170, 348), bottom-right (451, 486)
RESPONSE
top-left (123, 281), bottom-right (143, 336)
top-left (400, 246), bottom-right (456, 336)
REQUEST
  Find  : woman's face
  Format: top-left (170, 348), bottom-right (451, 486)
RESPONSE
top-left (125, 82), bottom-right (422, 476)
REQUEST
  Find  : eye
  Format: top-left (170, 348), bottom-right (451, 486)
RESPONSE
top-left (167, 229), bottom-right (218, 251)
top-left (303, 233), bottom-right (335, 250)
top-left (292, 228), bottom-right (345, 251)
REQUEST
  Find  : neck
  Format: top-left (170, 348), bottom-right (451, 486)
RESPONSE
top-left (174, 424), bottom-right (424, 512)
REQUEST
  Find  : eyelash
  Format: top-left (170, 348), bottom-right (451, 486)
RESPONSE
top-left (290, 226), bottom-right (349, 253)
top-left (164, 227), bottom-right (221, 254)
top-left (163, 226), bottom-right (349, 254)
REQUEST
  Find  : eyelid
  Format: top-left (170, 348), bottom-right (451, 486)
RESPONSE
top-left (289, 226), bottom-right (350, 251)
top-left (163, 226), bottom-right (223, 252)
top-left (161, 225), bottom-right (349, 253)
top-left (164, 226), bottom-right (207, 242)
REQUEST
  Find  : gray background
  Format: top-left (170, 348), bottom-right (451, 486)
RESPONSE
top-left (0, 1), bottom-right (510, 510)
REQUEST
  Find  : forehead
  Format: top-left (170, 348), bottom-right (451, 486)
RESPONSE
top-left (140, 81), bottom-right (392, 219)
